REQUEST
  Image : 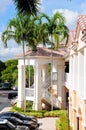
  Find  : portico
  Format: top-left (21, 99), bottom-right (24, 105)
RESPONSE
top-left (16, 47), bottom-right (66, 110)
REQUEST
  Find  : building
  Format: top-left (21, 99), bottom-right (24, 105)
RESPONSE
top-left (16, 14), bottom-right (86, 130)
top-left (16, 47), bottom-right (67, 111)
top-left (65, 15), bottom-right (86, 130)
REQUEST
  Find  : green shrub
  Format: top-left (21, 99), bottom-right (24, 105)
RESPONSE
top-left (11, 105), bottom-right (24, 112)
top-left (56, 115), bottom-right (72, 130)
top-left (26, 101), bottom-right (33, 110)
top-left (10, 105), bottom-right (67, 119)
top-left (44, 110), bottom-right (66, 117)
top-left (24, 112), bottom-right (43, 118)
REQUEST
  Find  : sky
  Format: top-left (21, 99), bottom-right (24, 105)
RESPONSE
top-left (0, 0), bottom-right (86, 62)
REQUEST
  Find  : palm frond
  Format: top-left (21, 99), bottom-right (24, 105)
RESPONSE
top-left (13, 0), bottom-right (41, 16)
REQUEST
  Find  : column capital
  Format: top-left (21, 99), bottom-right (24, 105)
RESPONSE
top-left (57, 65), bottom-right (65, 69)
top-left (17, 65), bottom-right (25, 69)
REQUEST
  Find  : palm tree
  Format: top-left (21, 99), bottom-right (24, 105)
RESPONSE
top-left (40, 12), bottom-right (69, 47)
top-left (39, 12), bottom-right (69, 110)
top-left (1, 14), bottom-right (36, 111)
top-left (13, 0), bottom-right (40, 16)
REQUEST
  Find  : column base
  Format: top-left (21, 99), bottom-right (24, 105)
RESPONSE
top-left (17, 100), bottom-right (26, 111)
top-left (33, 102), bottom-right (42, 111)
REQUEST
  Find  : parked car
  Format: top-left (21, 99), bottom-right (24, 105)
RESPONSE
top-left (8, 92), bottom-right (18, 100)
top-left (0, 86), bottom-right (12, 90)
top-left (0, 112), bottom-right (41, 129)
top-left (0, 116), bottom-right (38, 130)
top-left (0, 82), bottom-right (12, 90)
top-left (0, 119), bottom-right (30, 130)
top-left (12, 86), bottom-right (18, 91)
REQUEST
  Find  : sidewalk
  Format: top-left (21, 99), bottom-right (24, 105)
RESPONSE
top-left (38, 117), bottom-right (58, 130)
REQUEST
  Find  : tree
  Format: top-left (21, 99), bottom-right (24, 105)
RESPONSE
top-left (13, 0), bottom-right (40, 16)
top-left (40, 12), bottom-right (69, 48)
top-left (1, 14), bottom-right (34, 111)
top-left (39, 12), bottom-right (69, 110)
top-left (1, 59), bottom-right (18, 87)
top-left (0, 61), bottom-right (6, 87)
top-left (33, 16), bottom-right (50, 47)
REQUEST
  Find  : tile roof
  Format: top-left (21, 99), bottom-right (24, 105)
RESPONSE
top-left (77, 15), bottom-right (86, 32)
top-left (16, 47), bottom-right (67, 58)
top-left (68, 15), bottom-right (86, 49)
top-left (68, 30), bottom-right (79, 50)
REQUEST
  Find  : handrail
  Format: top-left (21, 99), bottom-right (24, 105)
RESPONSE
top-left (42, 88), bottom-right (61, 108)
top-left (42, 76), bottom-right (51, 88)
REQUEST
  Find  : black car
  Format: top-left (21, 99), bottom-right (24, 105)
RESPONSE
top-left (0, 116), bottom-right (38, 130)
top-left (0, 112), bottom-right (38, 123)
top-left (8, 92), bottom-right (18, 100)
top-left (0, 119), bottom-right (30, 130)
top-left (0, 82), bottom-right (12, 90)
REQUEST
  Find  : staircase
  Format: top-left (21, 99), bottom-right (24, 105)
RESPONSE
top-left (42, 74), bottom-right (61, 109)
top-left (42, 88), bottom-right (61, 109)
top-left (26, 73), bottom-right (61, 109)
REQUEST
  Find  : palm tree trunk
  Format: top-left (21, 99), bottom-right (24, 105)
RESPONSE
top-left (22, 41), bottom-right (26, 112)
top-left (51, 36), bottom-right (54, 111)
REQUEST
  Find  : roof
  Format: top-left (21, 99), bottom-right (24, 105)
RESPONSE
top-left (16, 47), bottom-right (67, 58)
top-left (77, 15), bottom-right (86, 33)
top-left (68, 15), bottom-right (86, 49)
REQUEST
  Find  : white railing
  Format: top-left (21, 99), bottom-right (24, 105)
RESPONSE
top-left (42, 76), bottom-right (51, 88)
top-left (42, 88), bottom-right (61, 108)
top-left (26, 88), bottom-right (34, 101)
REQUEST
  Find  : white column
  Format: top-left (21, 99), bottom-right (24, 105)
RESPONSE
top-left (52, 63), bottom-right (58, 85)
top-left (42, 64), bottom-right (49, 82)
top-left (17, 65), bottom-right (25, 109)
top-left (75, 54), bottom-right (78, 91)
top-left (77, 51), bottom-right (84, 96)
top-left (84, 48), bottom-right (86, 99)
top-left (77, 52), bottom-right (81, 95)
top-left (52, 63), bottom-right (57, 72)
top-left (72, 55), bottom-right (75, 90)
top-left (33, 63), bottom-right (42, 110)
top-left (69, 56), bottom-right (73, 90)
top-left (73, 54), bottom-right (78, 91)
top-left (57, 65), bottom-right (65, 101)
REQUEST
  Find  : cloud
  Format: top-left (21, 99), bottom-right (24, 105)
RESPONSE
top-left (53, 9), bottom-right (79, 29)
top-left (0, 0), bottom-right (12, 13)
top-left (0, 33), bottom-right (22, 61)
top-left (0, 45), bottom-right (22, 62)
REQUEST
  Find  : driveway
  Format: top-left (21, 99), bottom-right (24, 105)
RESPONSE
top-left (0, 90), bottom-right (12, 111)
top-left (38, 117), bottom-right (58, 130)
